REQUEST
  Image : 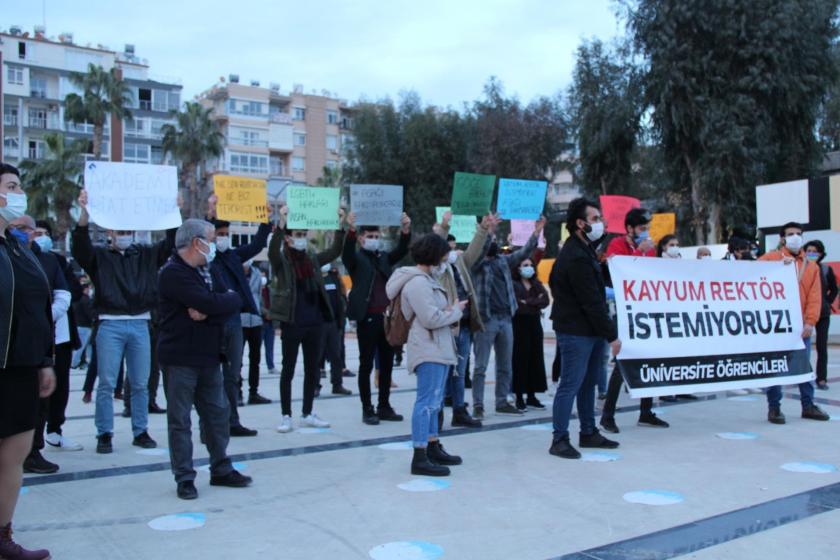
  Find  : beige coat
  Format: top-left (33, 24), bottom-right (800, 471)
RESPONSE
top-left (436, 222), bottom-right (489, 333)
top-left (386, 267), bottom-right (462, 374)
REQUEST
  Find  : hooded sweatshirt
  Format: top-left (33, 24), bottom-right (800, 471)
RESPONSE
top-left (759, 247), bottom-right (821, 328)
top-left (385, 266), bottom-right (462, 374)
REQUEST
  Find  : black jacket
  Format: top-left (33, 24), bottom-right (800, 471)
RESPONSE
top-left (342, 230), bottom-right (410, 321)
top-left (211, 222), bottom-right (271, 317)
top-left (157, 253), bottom-right (242, 367)
top-left (819, 263), bottom-right (839, 319)
top-left (549, 234), bottom-right (617, 342)
top-left (72, 225), bottom-right (175, 316)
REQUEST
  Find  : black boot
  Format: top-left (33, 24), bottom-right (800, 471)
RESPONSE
top-left (411, 447), bottom-right (450, 476)
top-left (452, 405), bottom-right (482, 427)
top-left (363, 406), bottom-right (380, 425)
top-left (427, 440), bottom-right (462, 465)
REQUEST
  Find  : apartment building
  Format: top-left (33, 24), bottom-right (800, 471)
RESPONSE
top-left (0, 25), bottom-right (182, 165)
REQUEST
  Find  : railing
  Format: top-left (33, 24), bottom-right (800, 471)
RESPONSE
top-left (3, 115), bottom-right (17, 126)
top-left (139, 100), bottom-right (152, 111)
top-left (270, 113), bottom-right (292, 125)
top-left (27, 117), bottom-right (47, 129)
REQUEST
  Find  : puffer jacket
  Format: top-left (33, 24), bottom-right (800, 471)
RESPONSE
top-left (386, 267), bottom-right (462, 374)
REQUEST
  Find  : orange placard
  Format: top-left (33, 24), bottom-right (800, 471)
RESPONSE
top-left (649, 213), bottom-right (676, 242)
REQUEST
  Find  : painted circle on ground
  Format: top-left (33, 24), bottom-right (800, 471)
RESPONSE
top-left (369, 541), bottom-right (444, 560)
top-left (397, 479), bottom-right (451, 492)
top-left (623, 490), bottom-right (684, 505)
top-left (716, 432), bottom-right (760, 440)
top-left (19, 487), bottom-right (29, 497)
top-left (198, 462), bottom-right (247, 473)
top-left (520, 423), bottom-right (552, 431)
top-left (780, 462), bottom-right (838, 474)
top-left (829, 415), bottom-right (840, 422)
top-left (581, 451), bottom-right (621, 462)
top-left (136, 448), bottom-right (169, 456)
top-left (148, 512), bottom-right (206, 531)
top-left (728, 396), bottom-right (759, 402)
top-left (298, 427), bottom-right (330, 434)
top-left (378, 441), bottom-right (413, 451)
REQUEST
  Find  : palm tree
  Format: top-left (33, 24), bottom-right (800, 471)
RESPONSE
top-left (161, 102), bottom-right (224, 218)
top-left (19, 132), bottom-right (86, 239)
top-left (63, 63), bottom-right (132, 160)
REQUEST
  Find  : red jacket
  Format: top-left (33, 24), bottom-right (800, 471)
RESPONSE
top-left (606, 236), bottom-right (655, 258)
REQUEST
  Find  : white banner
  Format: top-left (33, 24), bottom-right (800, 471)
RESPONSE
top-left (84, 161), bottom-right (181, 231)
top-left (608, 256), bottom-right (812, 398)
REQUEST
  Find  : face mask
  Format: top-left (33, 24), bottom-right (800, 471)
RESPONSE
top-left (431, 264), bottom-right (446, 278)
top-left (34, 236), bottom-right (53, 252)
top-left (585, 221), bottom-right (604, 242)
top-left (321, 263), bottom-right (332, 274)
top-left (806, 252), bottom-right (820, 262)
top-left (447, 251), bottom-right (458, 264)
top-left (699, 255), bottom-right (711, 260)
top-left (291, 237), bottom-right (308, 252)
top-left (665, 245), bottom-right (681, 258)
top-left (9, 228), bottom-right (28, 245)
top-left (634, 230), bottom-right (650, 245)
top-left (363, 238), bottom-right (380, 252)
top-left (216, 236), bottom-right (231, 252)
top-left (260, 276), bottom-right (268, 287)
top-left (520, 266), bottom-right (535, 278)
top-left (198, 238), bottom-right (216, 264)
top-left (785, 234), bottom-right (803, 253)
top-left (0, 192), bottom-right (28, 222)
top-left (115, 235), bottom-right (133, 251)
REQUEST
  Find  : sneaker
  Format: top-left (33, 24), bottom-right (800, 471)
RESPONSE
top-left (177, 481), bottom-right (198, 500)
top-left (45, 433), bottom-right (83, 451)
top-left (148, 402), bottom-right (167, 414)
top-left (549, 437), bottom-right (581, 459)
top-left (496, 403), bottom-right (524, 415)
top-left (638, 413), bottom-right (669, 428)
top-left (342, 369), bottom-right (356, 378)
top-left (0, 522), bottom-right (50, 560)
top-left (82, 391), bottom-right (92, 404)
top-left (248, 393), bottom-right (272, 405)
top-left (302, 413), bottom-right (330, 428)
top-left (210, 470), bottom-right (253, 488)
top-left (816, 381), bottom-right (829, 391)
top-left (515, 399), bottom-right (528, 412)
top-left (600, 417), bottom-right (620, 434)
top-left (276, 415), bottom-right (294, 433)
top-left (23, 451), bottom-right (59, 474)
top-left (331, 385), bottom-right (352, 396)
top-left (96, 433), bottom-right (113, 454)
top-left (579, 430), bottom-right (620, 449)
top-left (768, 407), bottom-right (786, 425)
top-left (802, 405), bottom-right (830, 421)
top-left (132, 431), bottom-right (157, 449)
top-left (526, 397), bottom-right (546, 410)
top-left (473, 405), bottom-right (484, 420)
top-left (230, 425), bottom-right (258, 437)
top-left (362, 407), bottom-right (380, 425)
top-left (377, 406), bottom-right (404, 422)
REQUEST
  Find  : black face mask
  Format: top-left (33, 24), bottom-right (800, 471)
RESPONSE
top-left (487, 242), bottom-right (499, 258)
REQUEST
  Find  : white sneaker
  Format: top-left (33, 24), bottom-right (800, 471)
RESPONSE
top-left (45, 432), bottom-right (84, 451)
top-left (301, 414), bottom-right (330, 428)
top-left (276, 415), bottom-right (294, 433)
top-left (730, 389), bottom-right (749, 396)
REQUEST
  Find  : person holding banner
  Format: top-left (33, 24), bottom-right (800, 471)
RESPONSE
top-left (343, 213), bottom-right (412, 425)
top-left (803, 240), bottom-right (838, 390)
top-left (548, 198), bottom-right (620, 460)
top-left (759, 222), bottom-right (830, 424)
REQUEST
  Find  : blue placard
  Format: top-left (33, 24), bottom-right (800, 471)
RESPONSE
top-left (497, 178), bottom-right (547, 219)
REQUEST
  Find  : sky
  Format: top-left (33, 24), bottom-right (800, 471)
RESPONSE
top-left (5, 0), bottom-right (623, 107)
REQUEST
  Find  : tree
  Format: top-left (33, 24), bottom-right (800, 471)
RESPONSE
top-left (161, 102), bottom-right (224, 218)
top-left (19, 133), bottom-right (86, 237)
top-left (63, 64), bottom-right (132, 160)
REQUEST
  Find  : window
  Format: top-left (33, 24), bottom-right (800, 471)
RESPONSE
top-left (28, 108), bottom-right (47, 129)
top-left (293, 107), bottom-right (305, 121)
top-left (125, 118), bottom-right (148, 137)
top-left (340, 116), bottom-right (352, 130)
top-left (138, 88), bottom-right (152, 111)
top-left (327, 110), bottom-right (338, 125)
top-left (292, 156), bottom-right (305, 172)
top-left (226, 99), bottom-right (266, 117)
top-left (151, 146), bottom-right (163, 165)
top-left (341, 133), bottom-right (354, 150)
top-left (18, 42), bottom-right (26, 59)
top-left (326, 134), bottom-right (337, 151)
top-left (152, 89), bottom-right (170, 112)
top-left (124, 142), bottom-right (150, 163)
top-left (30, 76), bottom-right (47, 99)
top-left (7, 67), bottom-right (24, 85)
top-left (294, 133), bottom-right (306, 146)
top-left (28, 140), bottom-right (45, 160)
top-left (3, 137), bottom-right (19, 156)
top-left (3, 107), bottom-right (17, 126)
top-left (270, 156), bottom-right (284, 176)
top-left (229, 151), bottom-right (269, 174)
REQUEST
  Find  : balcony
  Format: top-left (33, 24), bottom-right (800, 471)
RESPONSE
top-left (229, 137), bottom-right (269, 148)
top-left (268, 122), bottom-right (293, 152)
top-left (139, 100), bottom-right (152, 111)
top-left (3, 115), bottom-right (17, 127)
top-left (30, 89), bottom-right (47, 99)
top-left (270, 112), bottom-right (292, 125)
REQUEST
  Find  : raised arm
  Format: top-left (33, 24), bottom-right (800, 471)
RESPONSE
top-left (462, 218), bottom-right (490, 269)
top-left (507, 216), bottom-right (545, 269)
top-left (342, 214), bottom-right (359, 273)
top-left (316, 230), bottom-right (346, 265)
top-left (233, 222), bottom-right (272, 263)
top-left (387, 212), bottom-right (412, 266)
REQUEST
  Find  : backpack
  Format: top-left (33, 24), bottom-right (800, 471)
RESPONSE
top-left (384, 288), bottom-right (413, 346)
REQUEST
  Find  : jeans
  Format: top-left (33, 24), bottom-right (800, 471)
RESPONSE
top-left (164, 364), bottom-right (234, 484)
top-left (552, 333), bottom-right (606, 440)
top-left (280, 324), bottom-right (323, 416)
top-left (124, 323), bottom-right (163, 406)
top-left (262, 321), bottom-right (276, 370)
top-left (220, 321), bottom-right (244, 427)
top-left (357, 313), bottom-right (394, 411)
top-left (767, 337), bottom-right (814, 409)
top-left (412, 362), bottom-right (449, 447)
top-left (72, 326), bottom-right (93, 367)
top-left (95, 320), bottom-right (150, 437)
top-left (242, 325), bottom-right (263, 393)
top-left (445, 327), bottom-right (472, 409)
top-left (320, 322), bottom-right (345, 388)
top-left (472, 316), bottom-right (514, 408)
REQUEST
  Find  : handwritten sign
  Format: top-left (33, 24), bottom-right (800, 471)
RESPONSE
top-left (510, 219), bottom-right (546, 247)
top-left (83, 161), bottom-right (181, 231)
top-left (287, 186), bottom-right (340, 230)
top-left (497, 178), bottom-right (547, 219)
top-left (436, 207), bottom-right (476, 243)
top-left (451, 172), bottom-right (496, 215)
top-left (599, 195), bottom-right (641, 234)
top-left (649, 213), bottom-right (676, 242)
top-left (350, 184), bottom-right (403, 226)
top-left (213, 175), bottom-right (268, 223)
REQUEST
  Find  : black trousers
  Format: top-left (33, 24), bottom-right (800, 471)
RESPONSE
top-left (280, 324), bottom-right (322, 416)
top-left (601, 364), bottom-right (652, 420)
top-left (242, 325), bottom-right (263, 392)
top-left (816, 315), bottom-right (830, 384)
top-left (356, 313), bottom-right (394, 411)
top-left (32, 342), bottom-right (73, 450)
top-left (319, 322), bottom-right (345, 387)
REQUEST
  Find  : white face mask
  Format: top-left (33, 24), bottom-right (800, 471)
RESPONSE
top-left (447, 251), bottom-right (458, 264)
top-left (520, 265), bottom-right (535, 278)
top-left (114, 235), bottom-right (133, 251)
top-left (0, 192), bottom-right (28, 222)
top-left (785, 234), bottom-right (803, 253)
top-left (363, 238), bottom-right (380, 252)
top-left (585, 221), bottom-right (604, 242)
top-left (216, 236), bottom-right (231, 252)
top-left (665, 245), bottom-right (681, 258)
top-left (321, 263), bottom-right (332, 274)
top-left (291, 237), bottom-right (308, 252)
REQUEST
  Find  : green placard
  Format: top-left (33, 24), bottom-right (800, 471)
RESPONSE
top-left (450, 172), bottom-right (496, 215)
top-left (286, 186), bottom-right (340, 230)
top-left (436, 207), bottom-right (477, 244)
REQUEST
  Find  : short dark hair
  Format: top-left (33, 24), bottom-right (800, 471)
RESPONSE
top-left (410, 233), bottom-right (451, 265)
top-left (35, 220), bottom-right (53, 237)
top-left (446, 234), bottom-right (456, 243)
top-left (210, 219), bottom-right (230, 230)
top-left (779, 222), bottom-right (803, 237)
top-left (0, 163), bottom-right (20, 178)
top-left (566, 197), bottom-right (599, 235)
top-left (625, 207), bottom-right (651, 229)
top-left (729, 237), bottom-right (751, 253)
top-left (656, 234), bottom-right (678, 257)
top-left (359, 225), bottom-right (380, 234)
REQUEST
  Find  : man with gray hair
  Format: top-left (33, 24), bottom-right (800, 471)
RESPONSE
top-left (158, 219), bottom-right (252, 500)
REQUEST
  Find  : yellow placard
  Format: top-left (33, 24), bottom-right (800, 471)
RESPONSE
top-left (649, 213), bottom-right (676, 242)
top-left (537, 258), bottom-right (554, 284)
top-left (213, 175), bottom-right (269, 223)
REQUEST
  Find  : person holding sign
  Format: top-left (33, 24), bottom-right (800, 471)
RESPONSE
top-left (548, 198), bottom-right (620, 460)
top-left (343, 212), bottom-right (412, 425)
top-left (72, 189), bottom-right (179, 454)
top-left (268, 206), bottom-right (348, 434)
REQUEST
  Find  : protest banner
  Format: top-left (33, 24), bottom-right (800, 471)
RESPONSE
top-left (497, 178), bottom-right (547, 219)
top-left (287, 186), bottom-right (340, 230)
top-left (350, 184), bottom-right (403, 226)
top-left (649, 213), bottom-right (676, 242)
top-left (609, 256), bottom-right (812, 398)
top-left (451, 172), bottom-right (496, 215)
top-left (436, 207), bottom-right (476, 243)
top-left (213, 175), bottom-right (268, 223)
top-left (83, 161), bottom-right (181, 231)
top-left (510, 219), bottom-right (546, 247)
top-left (600, 195), bottom-right (641, 234)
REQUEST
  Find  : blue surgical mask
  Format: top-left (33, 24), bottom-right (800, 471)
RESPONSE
top-left (9, 228), bottom-right (28, 245)
top-left (520, 266), bottom-right (535, 279)
top-left (634, 230), bottom-right (650, 244)
top-left (34, 236), bottom-right (53, 252)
